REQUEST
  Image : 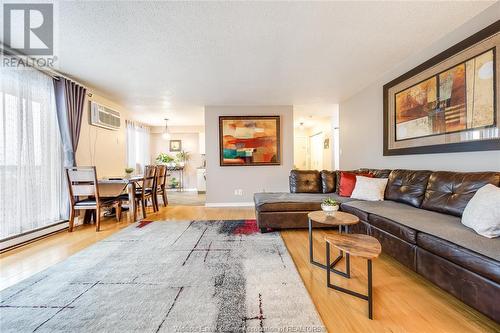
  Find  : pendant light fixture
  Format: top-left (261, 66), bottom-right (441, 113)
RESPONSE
top-left (162, 118), bottom-right (171, 140)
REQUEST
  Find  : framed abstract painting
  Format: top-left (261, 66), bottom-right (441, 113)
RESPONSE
top-left (219, 116), bottom-right (281, 166)
top-left (383, 21), bottom-right (500, 155)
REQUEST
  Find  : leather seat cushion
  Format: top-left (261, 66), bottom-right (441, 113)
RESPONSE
top-left (340, 203), bottom-right (368, 222)
top-left (341, 200), bottom-right (418, 244)
top-left (370, 214), bottom-right (417, 244)
top-left (417, 233), bottom-right (500, 283)
top-left (342, 200), bottom-right (500, 261)
top-left (254, 192), bottom-right (354, 213)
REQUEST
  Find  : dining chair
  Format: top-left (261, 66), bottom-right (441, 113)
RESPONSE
top-left (135, 165), bottom-right (157, 218)
top-left (66, 166), bottom-right (122, 232)
top-left (154, 165), bottom-right (168, 210)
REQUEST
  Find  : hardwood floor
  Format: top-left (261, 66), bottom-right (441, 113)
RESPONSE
top-left (1, 206), bottom-right (498, 332)
top-left (281, 228), bottom-right (499, 333)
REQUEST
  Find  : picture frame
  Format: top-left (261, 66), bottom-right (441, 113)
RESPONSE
top-left (219, 116), bottom-right (281, 166)
top-left (169, 140), bottom-right (182, 152)
top-left (383, 21), bottom-right (500, 156)
top-left (324, 138), bottom-right (330, 149)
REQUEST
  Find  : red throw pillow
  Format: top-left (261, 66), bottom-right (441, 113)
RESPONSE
top-left (339, 172), bottom-right (373, 197)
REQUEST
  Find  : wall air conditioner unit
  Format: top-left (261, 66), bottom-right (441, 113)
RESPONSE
top-left (89, 101), bottom-right (121, 130)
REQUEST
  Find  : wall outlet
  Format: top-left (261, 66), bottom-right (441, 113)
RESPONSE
top-left (234, 189), bottom-right (243, 196)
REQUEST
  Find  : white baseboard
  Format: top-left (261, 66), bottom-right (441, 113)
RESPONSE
top-left (205, 202), bottom-right (254, 207)
top-left (1, 221), bottom-right (69, 251)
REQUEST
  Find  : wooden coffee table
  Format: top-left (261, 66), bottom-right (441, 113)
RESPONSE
top-left (325, 234), bottom-right (382, 319)
top-left (307, 211), bottom-right (359, 277)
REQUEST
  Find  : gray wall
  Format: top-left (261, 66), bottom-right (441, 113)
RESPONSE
top-left (339, 4), bottom-right (500, 172)
top-left (205, 106), bottom-right (293, 204)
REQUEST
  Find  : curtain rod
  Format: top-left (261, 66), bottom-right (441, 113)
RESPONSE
top-left (1, 43), bottom-right (93, 97)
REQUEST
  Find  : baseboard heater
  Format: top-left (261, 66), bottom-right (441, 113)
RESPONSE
top-left (0, 221), bottom-right (68, 252)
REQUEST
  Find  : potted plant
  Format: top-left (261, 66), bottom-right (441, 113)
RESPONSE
top-left (156, 153), bottom-right (176, 167)
top-left (124, 167), bottom-right (134, 176)
top-left (175, 151), bottom-right (190, 167)
top-left (170, 177), bottom-right (179, 189)
top-left (321, 197), bottom-right (339, 216)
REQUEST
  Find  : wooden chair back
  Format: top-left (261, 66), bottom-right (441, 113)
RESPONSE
top-left (156, 165), bottom-right (168, 188)
top-left (66, 166), bottom-right (99, 206)
top-left (142, 165), bottom-right (157, 190)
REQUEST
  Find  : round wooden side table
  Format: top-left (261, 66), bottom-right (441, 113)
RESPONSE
top-left (325, 234), bottom-right (382, 319)
top-left (307, 211), bottom-right (359, 277)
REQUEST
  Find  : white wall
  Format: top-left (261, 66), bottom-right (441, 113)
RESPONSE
top-left (293, 126), bottom-right (310, 169)
top-left (205, 106), bottom-right (293, 205)
top-left (339, 5), bottom-right (500, 172)
top-left (293, 115), bottom-right (335, 171)
top-left (150, 126), bottom-right (205, 190)
top-left (76, 93), bottom-right (130, 177)
top-left (309, 119), bottom-right (333, 171)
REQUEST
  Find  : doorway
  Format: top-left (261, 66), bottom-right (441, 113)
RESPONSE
top-left (150, 126), bottom-right (206, 206)
top-left (293, 104), bottom-right (339, 171)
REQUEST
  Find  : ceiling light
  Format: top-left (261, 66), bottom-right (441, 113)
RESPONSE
top-left (162, 118), bottom-right (171, 140)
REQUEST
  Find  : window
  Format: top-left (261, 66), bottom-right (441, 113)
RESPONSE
top-left (0, 67), bottom-right (65, 239)
top-left (126, 120), bottom-right (151, 173)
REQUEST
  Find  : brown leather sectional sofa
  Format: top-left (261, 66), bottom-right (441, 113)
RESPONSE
top-left (253, 169), bottom-right (500, 322)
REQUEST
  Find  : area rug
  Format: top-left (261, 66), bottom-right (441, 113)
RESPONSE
top-left (0, 220), bottom-right (325, 332)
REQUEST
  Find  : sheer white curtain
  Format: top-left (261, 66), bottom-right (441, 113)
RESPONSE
top-left (126, 121), bottom-right (151, 174)
top-left (0, 67), bottom-right (65, 239)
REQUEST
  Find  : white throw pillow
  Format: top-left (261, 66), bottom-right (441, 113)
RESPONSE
top-left (351, 176), bottom-right (388, 201)
top-left (461, 184), bottom-right (500, 238)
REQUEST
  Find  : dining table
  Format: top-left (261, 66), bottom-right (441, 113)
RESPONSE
top-left (97, 175), bottom-right (144, 222)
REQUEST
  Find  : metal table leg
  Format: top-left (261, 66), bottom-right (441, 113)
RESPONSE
top-left (326, 245), bottom-right (374, 319)
top-left (308, 218), bottom-right (350, 278)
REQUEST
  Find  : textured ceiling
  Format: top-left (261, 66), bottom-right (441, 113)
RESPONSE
top-left (53, 1), bottom-right (494, 125)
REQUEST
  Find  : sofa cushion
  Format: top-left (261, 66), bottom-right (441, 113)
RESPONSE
top-left (351, 176), bottom-right (388, 201)
top-left (417, 233), bottom-right (500, 283)
top-left (421, 171), bottom-right (500, 217)
top-left (289, 170), bottom-right (321, 193)
top-left (385, 170), bottom-right (432, 207)
top-left (339, 171), bottom-right (373, 197)
top-left (340, 203), bottom-right (369, 222)
top-left (342, 200), bottom-right (500, 261)
top-left (370, 214), bottom-right (417, 244)
top-left (335, 170), bottom-right (357, 193)
top-left (254, 192), bottom-right (354, 213)
top-left (370, 226), bottom-right (417, 270)
top-left (320, 170), bottom-right (336, 193)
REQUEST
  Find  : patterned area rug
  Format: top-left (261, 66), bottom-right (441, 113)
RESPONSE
top-left (0, 220), bottom-right (325, 332)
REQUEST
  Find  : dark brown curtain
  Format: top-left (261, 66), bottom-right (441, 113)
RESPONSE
top-left (54, 78), bottom-right (87, 166)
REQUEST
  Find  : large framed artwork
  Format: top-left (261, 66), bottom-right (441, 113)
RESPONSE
top-left (383, 21), bottom-right (500, 155)
top-left (219, 116), bottom-right (281, 166)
